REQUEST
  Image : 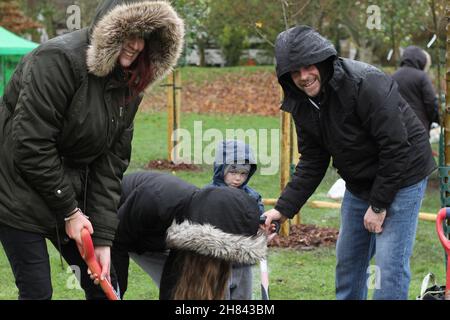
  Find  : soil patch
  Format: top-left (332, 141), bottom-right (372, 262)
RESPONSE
top-left (145, 159), bottom-right (202, 172)
top-left (269, 224), bottom-right (339, 251)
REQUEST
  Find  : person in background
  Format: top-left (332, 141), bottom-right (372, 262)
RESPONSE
top-left (392, 45), bottom-right (439, 136)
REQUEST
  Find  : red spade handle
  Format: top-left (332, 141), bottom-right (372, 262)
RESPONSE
top-left (436, 208), bottom-right (450, 300)
top-left (79, 228), bottom-right (120, 300)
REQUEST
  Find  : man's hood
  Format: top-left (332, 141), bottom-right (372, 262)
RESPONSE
top-left (212, 140), bottom-right (257, 187)
top-left (275, 25), bottom-right (337, 100)
top-left (87, 0), bottom-right (184, 81)
top-left (400, 45), bottom-right (426, 70)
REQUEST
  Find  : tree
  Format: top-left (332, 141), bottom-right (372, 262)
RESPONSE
top-left (0, 0), bottom-right (41, 35)
top-left (171, 0), bottom-right (211, 66)
top-left (420, 0), bottom-right (447, 99)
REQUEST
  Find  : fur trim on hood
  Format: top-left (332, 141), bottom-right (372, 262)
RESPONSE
top-left (166, 220), bottom-right (267, 265)
top-left (87, 0), bottom-right (184, 81)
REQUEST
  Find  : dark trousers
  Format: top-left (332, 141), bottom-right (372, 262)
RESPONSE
top-left (0, 224), bottom-right (117, 300)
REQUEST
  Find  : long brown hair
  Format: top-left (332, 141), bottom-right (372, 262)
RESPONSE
top-left (173, 251), bottom-right (232, 300)
top-left (125, 39), bottom-right (154, 98)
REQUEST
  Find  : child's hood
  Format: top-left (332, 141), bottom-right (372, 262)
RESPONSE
top-left (212, 140), bottom-right (257, 187)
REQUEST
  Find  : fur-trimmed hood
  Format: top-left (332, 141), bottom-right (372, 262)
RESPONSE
top-left (87, 0), bottom-right (184, 81)
top-left (166, 220), bottom-right (267, 265)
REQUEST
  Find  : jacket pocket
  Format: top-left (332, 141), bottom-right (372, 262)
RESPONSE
top-left (64, 166), bottom-right (83, 201)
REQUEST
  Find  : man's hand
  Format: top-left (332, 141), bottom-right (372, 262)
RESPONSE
top-left (262, 208), bottom-right (288, 234)
top-left (65, 210), bottom-right (93, 248)
top-left (88, 246), bottom-right (111, 284)
top-left (363, 207), bottom-right (386, 233)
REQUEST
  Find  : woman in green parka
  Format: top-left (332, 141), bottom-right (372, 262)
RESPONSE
top-left (0, 0), bottom-right (184, 299)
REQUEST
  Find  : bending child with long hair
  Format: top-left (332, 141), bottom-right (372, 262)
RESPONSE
top-left (109, 171), bottom-right (267, 300)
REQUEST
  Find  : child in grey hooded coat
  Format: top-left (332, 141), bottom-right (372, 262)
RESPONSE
top-left (207, 140), bottom-right (264, 300)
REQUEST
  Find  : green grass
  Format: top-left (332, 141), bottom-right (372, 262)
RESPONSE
top-left (0, 109), bottom-right (444, 300)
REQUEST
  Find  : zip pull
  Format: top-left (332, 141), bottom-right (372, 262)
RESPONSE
top-left (119, 106), bottom-right (123, 118)
top-left (308, 98), bottom-right (320, 111)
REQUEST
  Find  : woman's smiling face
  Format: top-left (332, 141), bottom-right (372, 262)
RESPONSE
top-left (118, 36), bottom-right (145, 68)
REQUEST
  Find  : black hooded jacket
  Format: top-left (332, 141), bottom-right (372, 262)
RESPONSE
top-left (112, 171), bottom-right (266, 299)
top-left (114, 171), bottom-right (198, 254)
top-left (274, 26), bottom-right (436, 218)
top-left (392, 46), bottom-right (439, 133)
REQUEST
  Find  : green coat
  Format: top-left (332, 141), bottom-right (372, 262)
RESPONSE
top-left (0, 0), bottom-right (184, 246)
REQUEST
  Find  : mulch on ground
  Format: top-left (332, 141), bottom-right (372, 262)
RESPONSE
top-left (269, 224), bottom-right (339, 250)
top-left (145, 159), bottom-right (202, 171)
top-left (140, 71), bottom-right (280, 116)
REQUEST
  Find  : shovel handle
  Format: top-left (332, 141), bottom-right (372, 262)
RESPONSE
top-left (259, 215), bottom-right (281, 234)
top-left (436, 208), bottom-right (450, 253)
top-left (79, 228), bottom-right (120, 300)
top-left (436, 208), bottom-right (450, 300)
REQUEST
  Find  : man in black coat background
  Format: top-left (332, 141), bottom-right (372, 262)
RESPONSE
top-left (392, 45), bottom-right (439, 136)
top-left (263, 26), bottom-right (436, 300)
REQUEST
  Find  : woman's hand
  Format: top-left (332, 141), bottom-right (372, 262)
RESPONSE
top-left (88, 246), bottom-right (111, 284)
top-left (65, 210), bottom-right (93, 248)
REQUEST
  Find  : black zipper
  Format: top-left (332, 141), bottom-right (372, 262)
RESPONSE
top-left (309, 99), bottom-right (327, 148)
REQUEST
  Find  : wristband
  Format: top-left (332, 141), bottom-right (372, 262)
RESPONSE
top-left (64, 208), bottom-right (89, 222)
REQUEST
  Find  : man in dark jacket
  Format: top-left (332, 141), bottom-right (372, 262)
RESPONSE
top-left (263, 26), bottom-right (435, 300)
top-left (0, 0), bottom-right (184, 299)
top-left (111, 171), bottom-right (266, 299)
top-left (392, 45), bottom-right (439, 135)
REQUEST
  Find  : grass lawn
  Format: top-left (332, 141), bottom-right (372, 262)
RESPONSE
top-left (0, 109), bottom-right (444, 300)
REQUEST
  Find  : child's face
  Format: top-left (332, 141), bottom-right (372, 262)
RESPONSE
top-left (224, 170), bottom-right (248, 188)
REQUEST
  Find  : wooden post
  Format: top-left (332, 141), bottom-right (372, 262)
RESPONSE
top-left (280, 109), bottom-right (291, 236)
top-left (167, 69), bottom-right (181, 163)
top-left (290, 120), bottom-right (301, 225)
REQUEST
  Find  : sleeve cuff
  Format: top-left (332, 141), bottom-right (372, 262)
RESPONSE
top-left (369, 198), bottom-right (390, 210)
top-left (92, 236), bottom-right (113, 247)
top-left (274, 201), bottom-right (298, 219)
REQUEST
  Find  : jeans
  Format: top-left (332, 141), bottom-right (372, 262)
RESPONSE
top-left (335, 178), bottom-right (428, 300)
top-left (226, 265), bottom-right (253, 300)
top-left (0, 224), bottom-right (117, 300)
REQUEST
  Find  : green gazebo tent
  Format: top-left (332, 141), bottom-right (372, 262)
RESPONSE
top-left (0, 26), bottom-right (39, 95)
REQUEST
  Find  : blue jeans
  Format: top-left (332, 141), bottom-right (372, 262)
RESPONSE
top-left (227, 265), bottom-right (253, 300)
top-left (335, 178), bottom-right (428, 300)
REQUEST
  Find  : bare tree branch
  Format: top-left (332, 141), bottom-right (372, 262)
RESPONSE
top-left (280, 0), bottom-right (289, 30)
top-left (252, 25), bottom-right (275, 47)
top-left (292, 0), bottom-right (312, 19)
